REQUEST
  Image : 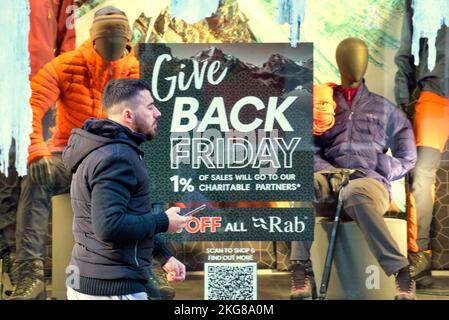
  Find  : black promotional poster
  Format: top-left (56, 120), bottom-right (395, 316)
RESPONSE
top-left (139, 43), bottom-right (314, 241)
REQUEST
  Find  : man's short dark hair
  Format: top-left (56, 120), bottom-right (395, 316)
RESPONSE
top-left (102, 78), bottom-right (152, 114)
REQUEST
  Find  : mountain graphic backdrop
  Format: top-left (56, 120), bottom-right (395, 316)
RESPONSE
top-left (187, 46), bottom-right (312, 93)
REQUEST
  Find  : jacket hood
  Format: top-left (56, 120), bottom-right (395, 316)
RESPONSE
top-left (63, 118), bottom-right (146, 173)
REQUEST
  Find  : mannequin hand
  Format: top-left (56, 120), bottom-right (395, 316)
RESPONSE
top-left (28, 156), bottom-right (54, 186)
top-left (317, 168), bottom-right (358, 195)
top-left (328, 169), bottom-right (353, 194)
top-left (329, 173), bottom-right (346, 194)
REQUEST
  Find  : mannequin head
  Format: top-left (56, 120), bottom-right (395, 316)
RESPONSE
top-left (335, 38), bottom-right (369, 88)
top-left (90, 6), bottom-right (131, 61)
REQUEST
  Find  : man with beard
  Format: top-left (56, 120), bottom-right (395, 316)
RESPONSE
top-left (62, 78), bottom-right (191, 300)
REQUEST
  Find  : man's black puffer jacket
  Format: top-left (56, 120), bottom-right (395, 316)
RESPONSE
top-left (63, 118), bottom-right (170, 296)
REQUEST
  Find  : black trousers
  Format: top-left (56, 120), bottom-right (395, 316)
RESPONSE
top-left (15, 155), bottom-right (71, 262)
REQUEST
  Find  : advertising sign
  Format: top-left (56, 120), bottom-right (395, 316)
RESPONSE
top-left (139, 43), bottom-right (314, 242)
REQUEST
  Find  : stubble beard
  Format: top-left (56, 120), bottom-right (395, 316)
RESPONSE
top-left (134, 117), bottom-right (156, 141)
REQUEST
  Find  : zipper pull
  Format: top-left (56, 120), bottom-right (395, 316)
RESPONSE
top-left (348, 111), bottom-right (354, 120)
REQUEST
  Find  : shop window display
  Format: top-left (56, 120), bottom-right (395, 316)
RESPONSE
top-left (0, 0), bottom-right (448, 301)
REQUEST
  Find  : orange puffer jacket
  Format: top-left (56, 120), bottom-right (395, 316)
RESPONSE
top-left (28, 39), bottom-right (139, 164)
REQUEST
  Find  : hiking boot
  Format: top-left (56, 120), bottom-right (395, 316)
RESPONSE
top-left (408, 251), bottom-right (433, 288)
top-left (7, 260), bottom-right (46, 300)
top-left (8, 260), bottom-right (21, 288)
top-left (290, 260), bottom-right (316, 300)
top-left (0, 250), bottom-right (14, 275)
top-left (0, 251), bottom-right (15, 297)
top-left (146, 260), bottom-right (175, 300)
top-left (394, 265), bottom-right (416, 300)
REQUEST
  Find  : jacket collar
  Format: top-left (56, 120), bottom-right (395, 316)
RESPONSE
top-left (82, 118), bottom-right (147, 149)
top-left (333, 80), bottom-right (369, 110)
top-left (79, 40), bottom-right (137, 91)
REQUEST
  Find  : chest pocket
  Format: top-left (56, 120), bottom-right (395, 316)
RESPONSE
top-left (365, 114), bottom-right (387, 151)
top-left (351, 113), bottom-right (386, 147)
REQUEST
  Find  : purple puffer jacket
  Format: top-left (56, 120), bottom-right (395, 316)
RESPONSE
top-left (314, 82), bottom-right (417, 194)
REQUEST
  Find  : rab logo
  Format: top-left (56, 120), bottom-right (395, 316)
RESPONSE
top-left (252, 217), bottom-right (269, 230)
top-left (185, 217), bottom-right (222, 233)
top-left (252, 216), bottom-right (306, 233)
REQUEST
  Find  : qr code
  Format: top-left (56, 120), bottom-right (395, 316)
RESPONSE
top-left (204, 263), bottom-right (257, 300)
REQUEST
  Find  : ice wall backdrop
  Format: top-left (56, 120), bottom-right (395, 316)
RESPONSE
top-left (0, 0), bottom-right (32, 177)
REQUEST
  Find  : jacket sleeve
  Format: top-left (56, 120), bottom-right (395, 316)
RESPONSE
top-left (394, 0), bottom-right (416, 105)
top-left (313, 136), bottom-right (335, 172)
top-left (28, 59), bottom-right (62, 164)
top-left (377, 107), bottom-right (417, 181)
top-left (152, 235), bottom-right (174, 266)
top-left (90, 154), bottom-right (169, 244)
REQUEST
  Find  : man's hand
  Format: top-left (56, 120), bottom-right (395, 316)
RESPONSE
top-left (28, 156), bottom-right (54, 186)
top-left (162, 257), bottom-right (186, 282)
top-left (165, 206), bottom-right (192, 233)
